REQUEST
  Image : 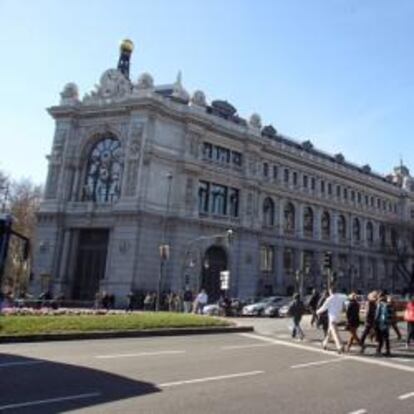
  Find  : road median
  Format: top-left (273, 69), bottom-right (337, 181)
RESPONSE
top-left (0, 311), bottom-right (253, 343)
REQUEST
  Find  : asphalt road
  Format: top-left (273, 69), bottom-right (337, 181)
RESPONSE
top-left (0, 317), bottom-right (413, 414)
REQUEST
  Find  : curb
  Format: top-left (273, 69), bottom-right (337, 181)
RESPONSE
top-left (0, 325), bottom-right (254, 344)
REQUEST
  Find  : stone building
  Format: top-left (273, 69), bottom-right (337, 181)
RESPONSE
top-left (33, 41), bottom-right (414, 304)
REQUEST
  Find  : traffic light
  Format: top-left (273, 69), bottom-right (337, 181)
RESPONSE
top-left (323, 251), bottom-right (332, 269)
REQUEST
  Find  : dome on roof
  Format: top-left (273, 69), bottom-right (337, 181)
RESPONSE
top-left (249, 113), bottom-right (262, 129)
top-left (191, 90), bottom-right (207, 107)
top-left (136, 72), bottom-right (154, 89)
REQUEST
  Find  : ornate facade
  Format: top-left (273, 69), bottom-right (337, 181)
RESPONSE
top-left (33, 42), bottom-right (414, 304)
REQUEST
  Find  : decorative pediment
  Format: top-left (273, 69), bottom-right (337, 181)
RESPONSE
top-left (83, 69), bottom-right (132, 104)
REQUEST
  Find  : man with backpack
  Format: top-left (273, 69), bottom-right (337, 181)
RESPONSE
top-left (288, 293), bottom-right (306, 340)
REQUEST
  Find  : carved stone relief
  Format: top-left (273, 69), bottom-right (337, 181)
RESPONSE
top-left (125, 159), bottom-right (139, 196)
top-left (128, 123), bottom-right (143, 158)
top-left (185, 177), bottom-right (195, 211)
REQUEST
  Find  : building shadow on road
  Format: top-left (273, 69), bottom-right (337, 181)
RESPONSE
top-left (0, 353), bottom-right (161, 413)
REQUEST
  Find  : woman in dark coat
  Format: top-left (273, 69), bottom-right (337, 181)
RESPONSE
top-left (346, 292), bottom-right (361, 352)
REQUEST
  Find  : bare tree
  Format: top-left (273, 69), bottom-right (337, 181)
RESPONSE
top-left (384, 219), bottom-right (414, 295)
top-left (2, 178), bottom-right (42, 295)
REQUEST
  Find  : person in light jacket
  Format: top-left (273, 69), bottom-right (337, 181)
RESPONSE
top-left (404, 295), bottom-right (414, 348)
top-left (317, 287), bottom-right (346, 354)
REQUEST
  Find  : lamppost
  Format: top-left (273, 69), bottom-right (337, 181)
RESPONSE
top-left (156, 173), bottom-right (173, 311)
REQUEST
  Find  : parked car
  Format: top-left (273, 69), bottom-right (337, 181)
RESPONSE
top-left (242, 296), bottom-right (285, 316)
top-left (202, 303), bottom-right (220, 316)
top-left (263, 297), bottom-right (291, 317)
top-left (279, 303), bottom-right (290, 318)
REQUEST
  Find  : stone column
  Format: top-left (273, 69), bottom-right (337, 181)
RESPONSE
top-left (70, 167), bottom-right (81, 201)
top-left (296, 203), bottom-right (303, 239)
top-left (332, 211), bottom-right (339, 244)
top-left (361, 217), bottom-right (367, 248)
top-left (278, 198), bottom-right (285, 237)
top-left (314, 207), bottom-right (322, 241)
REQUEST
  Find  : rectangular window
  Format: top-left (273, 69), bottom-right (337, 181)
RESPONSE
top-left (321, 180), bottom-right (325, 193)
top-left (343, 188), bottom-right (348, 200)
top-left (328, 182), bottom-right (332, 195)
top-left (284, 169), bottom-right (290, 184)
top-left (229, 188), bottom-right (239, 217)
top-left (216, 146), bottom-right (230, 163)
top-left (351, 190), bottom-right (355, 202)
top-left (202, 142), bottom-right (212, 159)
top-left (293, 171), bottom-right (298, 186)
top-left (303, 175), bottom-right (308, 188)
top-left (232, 151), bottom-right (242, 166)
top-left (337, 185), bottom-right (341, 197)
top-left (273, 165), bottom-right (278, 179)
top-left (260, 245), bottom-right (274, 272)
top-left (263, 162), bottom-right (269, 177)
top-left (311, 177), bottom-right (316, 190)
top-left (357, 192), bottom-right (362, 203)
top-left (198, 181), bottom-right (210, 213)
top-left (365, 195), bottom-right (369, 205)
top-left (370, 196), bottom-right (374, 207)
top-left (211, 183), bottom-right (227, 215)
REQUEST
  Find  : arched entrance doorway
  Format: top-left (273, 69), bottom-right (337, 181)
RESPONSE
top-left (72, 229), bottom-right (109, 301)
top-left (201, 246), bottom-right (228, 302)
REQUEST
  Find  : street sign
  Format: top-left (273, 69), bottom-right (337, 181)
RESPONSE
top-left (220, 270), bottom-right (230, 290)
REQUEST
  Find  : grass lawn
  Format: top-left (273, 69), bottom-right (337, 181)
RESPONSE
top-left (0, 312), bottom-right (229, 337)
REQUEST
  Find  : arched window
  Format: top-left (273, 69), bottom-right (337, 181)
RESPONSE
top-left (83, 136), bottom-right (123, 203)
top-left (366, 222), bottom-right (374, 246)
top-left (263, 197), bottom-right (275, 226)
top-left (353, 218), bottom-right (361, 243)
top-left (321, 211), bottom-right (330, 240)
top-left (284, 202), bottom-right (295, 234)
top-left (391, 228), bottom-right (398, 248)
top-left (379, 224), bottom-right (386, 247)
top-left (303, 207), bottom-right (314, 237)
top-left (338, 215), bottom-right (346, 241)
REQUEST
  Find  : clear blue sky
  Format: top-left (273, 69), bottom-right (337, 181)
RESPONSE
top-left (1, 0), bottom-right (413, 184)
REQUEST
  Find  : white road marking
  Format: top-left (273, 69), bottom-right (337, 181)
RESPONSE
top-left (221, 343), bottom-right (275, 350)
top-left (240, 333), bottom-right (414, 373)
top-left (348, 409), bottom-right (367, 414)
top-left (159, 370), bottom-right (264, 388)
top-left (276, 334), bottom-right (291, 339)
top-left (95, 350), bottom-right (185, 359)
top-left (393, 358), bottom-right (411, 363)
top-left (0, 392), bottom-right (101, 411)
top-left (0, 361), bottom-right (45, 368)
top-left (398, 391), bottom-right (414, 400)
top-left (291, 358), bottom-right (347, 369)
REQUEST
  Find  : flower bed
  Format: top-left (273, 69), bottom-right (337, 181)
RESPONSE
top-left (1, 307), bottom-right (127, 317)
